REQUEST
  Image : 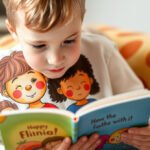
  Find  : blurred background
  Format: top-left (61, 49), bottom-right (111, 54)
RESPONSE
top-left (0, 0), bottom-right (8, 36)
top-left (0, 0), bottom-right (150, 36)
top-left (84, 0), bottom-right (150, 33)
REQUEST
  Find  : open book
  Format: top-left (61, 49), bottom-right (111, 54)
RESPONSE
top-left (0, 89), bottom-right (150, 150)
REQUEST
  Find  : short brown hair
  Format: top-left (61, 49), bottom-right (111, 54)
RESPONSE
top-left (0, 51), bottom-right (31, 94)
top-left (3, 0), bottom-right (85, 32)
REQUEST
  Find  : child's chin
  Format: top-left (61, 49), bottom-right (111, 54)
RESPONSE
top-left (44, 72), bottom-right (65, 79)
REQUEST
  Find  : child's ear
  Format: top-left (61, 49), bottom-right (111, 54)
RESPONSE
top-left (2, 90), bottom-right (9, 98)
top-left (57, 88), bottom-right (63, 95)
top-left (90, 78), bottom-right (93, 84)
top-left (44, 76), bottom-right (48, 82)
top-left (5, 19), bottom-right (17, 40)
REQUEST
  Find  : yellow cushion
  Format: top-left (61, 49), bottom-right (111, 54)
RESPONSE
top-left (0, 34), bottom-right (16, 50)
top-left (86, 25), bottom-right (150, 89)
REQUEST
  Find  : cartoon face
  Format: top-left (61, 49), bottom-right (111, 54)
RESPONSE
top-left (58, 70), bottom-right (93, 100)
top-left (108, 128), bottom-right (128, 144)
top-left (5, 70), bottom-right (47, 104)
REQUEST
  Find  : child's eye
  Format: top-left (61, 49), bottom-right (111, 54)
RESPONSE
top-left (63, 39), bottom-right (76, 45)
top-left (32, 44), bottom-right (46, 49)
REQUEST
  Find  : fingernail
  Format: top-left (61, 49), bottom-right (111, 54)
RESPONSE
top-left (81, 136), bottom-right (88, 142)
top-left (64, 137), bottom-right (71, 143)
top-left (128, 129), bottom-right (134, 133)
top-left (93, 134), bottom-right (99, 139)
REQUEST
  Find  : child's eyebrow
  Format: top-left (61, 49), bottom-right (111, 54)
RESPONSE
top-left (65, 32), bottom-right (79, 39)
top-left (27, 40), bottom-right (46, 44)
top-left (26, 32), bottom-right (79, 44)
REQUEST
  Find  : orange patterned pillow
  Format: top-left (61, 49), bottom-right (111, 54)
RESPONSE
top-left (0, 34), bottom-right (16, 50)
top-left (86, 25), bottom-right (150, 89)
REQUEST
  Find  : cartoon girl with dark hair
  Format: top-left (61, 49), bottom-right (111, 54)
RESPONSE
top-left (48, 55), bottom-right (100, 113)
top-left (0, 51), bottom-right (57, 109)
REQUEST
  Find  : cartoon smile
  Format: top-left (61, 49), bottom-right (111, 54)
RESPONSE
top-left (78, 93), bottom-right (82, 96)
top-left (26, 92), bottom-right (36, 98)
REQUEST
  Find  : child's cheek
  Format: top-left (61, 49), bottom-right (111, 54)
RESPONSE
top-left (13, 90), bottom-right (22, 99)
top-left (66, 90), bottom-right (73, 97)
top-left (84, 84), bottom-right (90, 91)
top-left (36, 81), bottom-right (45, 89)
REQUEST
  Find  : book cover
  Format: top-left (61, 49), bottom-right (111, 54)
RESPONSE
top-left (0, 110), bottom-right (76, 150)
top-left (0, 89), bottom-right (150, 150)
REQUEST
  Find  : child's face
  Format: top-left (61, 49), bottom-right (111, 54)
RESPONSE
top-left (11, 10), bottom-right (82, 79)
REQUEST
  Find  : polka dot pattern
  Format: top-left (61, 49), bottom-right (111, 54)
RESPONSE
top-left (0, 35), bottom-right (16, 50)
top-left (117, 32), bottom-right (141, 36)
top-left (120, 41), bottom-right (143, 59)
top-left (146, 52), bottom-right (150, 67)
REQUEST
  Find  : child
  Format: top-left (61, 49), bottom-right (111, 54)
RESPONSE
top-left (1, 0), bottom-right (150, 149)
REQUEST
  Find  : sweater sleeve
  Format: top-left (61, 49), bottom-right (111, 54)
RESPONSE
top-left (107, 44), bottom-right (144, 94)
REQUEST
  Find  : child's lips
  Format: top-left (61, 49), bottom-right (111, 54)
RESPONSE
top-left (48, 67), bottom-right (65, 73)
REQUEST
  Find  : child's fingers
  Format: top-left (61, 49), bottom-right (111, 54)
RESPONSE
top-left (128, 127), bottom-right (150, 135)
top-left (70, 133), bottom-right (100, 150)
top-left (81, 133), bottom-right (100, 150)
top-left (121, 133), bottom-right (150, 142)
top-left (88, 139), bottom-right (101, 150)
top-left (70, 136), bottom-right (88, 150)
top-left (48, 141), bottom-right (63, 150)
top-left (56, 137), bottom-right (72, 150)
top-left (121, 133), bottom-right (150, 149)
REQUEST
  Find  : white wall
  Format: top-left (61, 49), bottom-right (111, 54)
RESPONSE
top-left (84, 0), bottom-right (150, 33)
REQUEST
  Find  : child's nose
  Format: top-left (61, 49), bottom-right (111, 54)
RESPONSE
top-left (47, 51), bottom-right (64, 65)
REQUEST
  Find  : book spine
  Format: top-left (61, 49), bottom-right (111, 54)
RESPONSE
top-left (72, 117), bottom-right (79, 143)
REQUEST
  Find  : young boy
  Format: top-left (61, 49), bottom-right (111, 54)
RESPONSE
top-left (1, 0), bottom-right (150, 149)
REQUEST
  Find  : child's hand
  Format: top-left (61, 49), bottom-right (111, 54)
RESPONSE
top-left (44, 133), bottom-right (101, 150)
top-left (121, 125), bottom-right (150, 150)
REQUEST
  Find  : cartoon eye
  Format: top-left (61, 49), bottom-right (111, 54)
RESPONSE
top-left (80, 81), bottom-right (86, 84)
top-left (31, 78), bottom-right (37, 83)
top-left (67, 85), bottom-right (73, 89)
top-left (16, 85), bottom-right (22, 89)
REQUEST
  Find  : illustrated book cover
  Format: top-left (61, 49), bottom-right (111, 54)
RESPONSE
top-left (0, 89), bottom-right (150, 150)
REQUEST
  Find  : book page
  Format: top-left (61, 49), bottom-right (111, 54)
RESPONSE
top-left (76, 89), bottom-right (150, 116)
top-left (77, 92), bottom-right (150, 149)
